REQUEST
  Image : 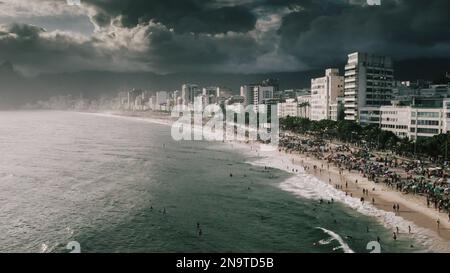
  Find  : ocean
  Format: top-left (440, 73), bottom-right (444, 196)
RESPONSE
top-left (0, 111), bottom-right (422, 253)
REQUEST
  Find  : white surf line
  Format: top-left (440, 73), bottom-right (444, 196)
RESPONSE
top-left (84, 112), bottom-right (173, 127)
top-left (233, 142), bottom-right (450, 253)
top-left (317, 227), bottom-right (355, 253)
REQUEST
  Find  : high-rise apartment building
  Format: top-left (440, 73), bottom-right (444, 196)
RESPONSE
top-left (344, 52), bottom-right (394, 124)
top-left (182, 84), bottom-right (201, 105)
top-left (310, 68), bottom-right (344, 121)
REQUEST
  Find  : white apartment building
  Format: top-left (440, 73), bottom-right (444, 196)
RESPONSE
top-left (240, 84), bottom-right (256, 106)
top-left (344, 52), bottom-right (394, 124)
top-left (445, 100), bottom-right (450, 134)
top-left (359, 107), bottom-right (382, 125)
top-left (409, 108), bottom-right (445, 139)
top-left (255, 86), bottom-right (274, 105)
top-left (378, 100), bottom-right (450, 139)
top-left (278, 99), bottom-right (299, 118)
top-left (379, 106), bottom-right (410, 138)
top-left (202, 87), bottom-right (218, 105)
top-left (329, 97), bottom-right (344, 122)
top-left (155, 91), bottom-right (168, 106)
top-left (240, 84), bottom-right (274, 111)
top-left (182, 84), bottom-right (201, 105)
top-left (310, 68), bottom-right (344, 121)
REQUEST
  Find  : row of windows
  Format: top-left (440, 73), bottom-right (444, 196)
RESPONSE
top-left (410, 128), bottom-right (440, 134)
top-left (382, 111), bottom-right (398, 115)
top-left (366, 95), bottom-right (391, 99)
top-left (366, 69), bottom-right (393, 75)
top-left (366, 88), bottom-right (393, 92)
top-left (412, 112), bottom-right (441, 118)
top-left (382, 118), bottom-right (399, 122)
top-left (411, 120), bottom-right (440, 126)
top-left (367, 82), bottom-right (393, 87)
top-left (360, 111), bottom-right (381, 115)
top-left (366, 101), bottom-right (391, 106)
top-left (367, 75), bottom-right (393, 80)
top-left (381, 124), bottom-right (408, 130)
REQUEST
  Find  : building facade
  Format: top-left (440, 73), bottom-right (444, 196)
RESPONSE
top-left (240, 84), bottom-right (274, 110)
top-left (378, 100), bottom-right (450, 139)
top-left (278, 99), bottom-right (299, 118)
top-left (182, 84), bottom-right (201, 105)
top-left (344, 52), bottom-right (394, 124)
top-left (240, 84), bottom-right (256, 106)
top-left (310, 68), bottom-right (344, 121)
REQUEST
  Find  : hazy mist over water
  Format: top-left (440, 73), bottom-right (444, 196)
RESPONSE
top-left (0, 111), bottom-right (417, 253)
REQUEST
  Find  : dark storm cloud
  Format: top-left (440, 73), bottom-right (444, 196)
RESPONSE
top-left (0, 20), bottom-right (269, 75)
top-left (84, 0), bottom-right (257, 34)
top-left (0, 23), bottom-right (117, 75)
top-left (2, 0), bottom-right (450, 75)
top-left (78, 0), bottom-right (450, 72)
top-left (276, 0), bottom-right (450, 67)
top-left (139, 23), bottom-right (268, 71)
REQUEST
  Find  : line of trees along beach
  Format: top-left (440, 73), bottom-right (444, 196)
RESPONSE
top-left (280, 116), bottom-right (450, 162)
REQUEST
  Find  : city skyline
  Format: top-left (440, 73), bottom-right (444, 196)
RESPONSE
top-left (1, 0), bottom-right (450, 108)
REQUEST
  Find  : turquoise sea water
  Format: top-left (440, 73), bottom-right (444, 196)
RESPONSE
top-left (0, 111), bottom-right (419, 253)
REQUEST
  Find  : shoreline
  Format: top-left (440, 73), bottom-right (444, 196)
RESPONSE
top-left (96, 110), bottom-right (450, 252)
top-left (276, 149), bottom-right (450, 252)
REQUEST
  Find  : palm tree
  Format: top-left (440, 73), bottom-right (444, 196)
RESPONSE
top-left (298, 102), bottom-right (310, 118)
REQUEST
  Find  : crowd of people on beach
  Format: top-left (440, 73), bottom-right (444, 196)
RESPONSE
top-left (279, 133), bottom-right (450, 220)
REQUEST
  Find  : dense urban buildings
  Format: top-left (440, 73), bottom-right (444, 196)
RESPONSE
top-left (119, 51), bottom-right (450, 141)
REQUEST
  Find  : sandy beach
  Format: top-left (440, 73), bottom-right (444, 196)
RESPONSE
top-left (279, 149), bottom-right (450, 250)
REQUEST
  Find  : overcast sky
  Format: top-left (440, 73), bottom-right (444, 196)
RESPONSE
top-left (0, 0), bottom-right (449, 76)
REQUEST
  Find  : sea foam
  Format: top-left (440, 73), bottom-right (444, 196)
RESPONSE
top-left (240, 144), bottom-right (450, 253)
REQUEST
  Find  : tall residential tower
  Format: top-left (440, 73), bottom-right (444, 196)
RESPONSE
top-left (344, 52), bottom-right (394, 124)
top-left (311, 68), bottom-right (344, 121)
